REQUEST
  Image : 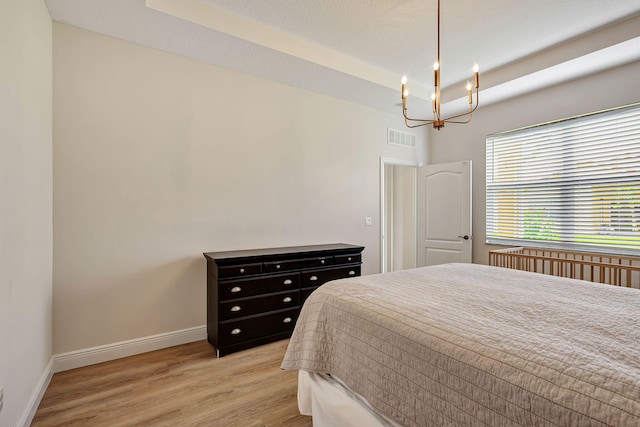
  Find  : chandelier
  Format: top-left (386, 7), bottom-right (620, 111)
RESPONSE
top-left (401, 0), bottom-right (479, 130)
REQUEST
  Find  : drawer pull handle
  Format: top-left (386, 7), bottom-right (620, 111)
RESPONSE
top-left (283, 279), bottom-right (293, 285)
top-left (283, 297), bottom-right (292, 303)
top-left (276, 264), bottom-right (281, 269)
top-left (230, 305), bottom-right (241, 312)
top-left (347, 257), bottom-right (352, 261)
top-left (348, 270), bottom-right (356, 276)
top-left (230, 286), bottom-right (242, 293)
top-left (231, 328), bottom-right (241, 335)
top-left (310, 275), bottom-right (318, 281)
top-left (239, 268), bottom-right (245, 273)
top-left (320, 259), bottom-right (325, 264)
top-left (283, 317), bottom-right (292, 324)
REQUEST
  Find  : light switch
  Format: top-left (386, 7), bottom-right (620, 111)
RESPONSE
top-left (365, 216), bottom-right (373, 226)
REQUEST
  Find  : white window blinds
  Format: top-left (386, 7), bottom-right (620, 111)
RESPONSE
top-left (486, 103), bottom-right (640, 255)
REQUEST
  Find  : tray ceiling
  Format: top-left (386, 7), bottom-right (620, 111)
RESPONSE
top-left (46, 0), bottom-right (640, 114)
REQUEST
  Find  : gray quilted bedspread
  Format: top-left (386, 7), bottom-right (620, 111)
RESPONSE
top-left (281, 263), bottom-right (640, 426)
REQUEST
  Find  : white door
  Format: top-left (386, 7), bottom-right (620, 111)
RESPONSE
top-left (417, 161), bottom-right (472, 266)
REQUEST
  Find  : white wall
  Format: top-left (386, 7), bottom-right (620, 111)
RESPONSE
top-left (0, 1), bottom-right (53, 426)
top-left (429, 60), bottom-right (640, 265)
top-left (52, 23), bottom-right (427, 355)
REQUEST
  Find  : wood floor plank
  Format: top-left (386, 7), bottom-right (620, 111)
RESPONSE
top-left (32, 339), bottom-right (311, 427)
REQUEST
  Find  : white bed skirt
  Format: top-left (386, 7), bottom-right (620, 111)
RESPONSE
top-left (297, 370), bottom-right (399, 427)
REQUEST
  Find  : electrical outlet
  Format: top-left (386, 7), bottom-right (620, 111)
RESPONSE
top-left (365, 216), bottom-right (373, 226)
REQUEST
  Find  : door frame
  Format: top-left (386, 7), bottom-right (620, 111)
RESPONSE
top-left (379, 157), bottom-right (421, 273)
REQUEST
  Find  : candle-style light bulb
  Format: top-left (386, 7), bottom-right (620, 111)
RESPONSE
top-left (401, 75), bottom-right (407, 84)
top-left (473, 63), bottom-right (480, 88)
top-left (433, 61), bottom-right (440, 71)
top-left (401, 75), bottom-right (407, 100)
top-left (466, 81), bottom-right (472, 104)
top-left (466, 81), bottom-right (472, 91)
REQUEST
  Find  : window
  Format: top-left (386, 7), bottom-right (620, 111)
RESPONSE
top-left (486, 103), bottom-right (640, 255)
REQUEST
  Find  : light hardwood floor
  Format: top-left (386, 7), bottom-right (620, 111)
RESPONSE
top-left (32, 339), bottom-right (312, 427)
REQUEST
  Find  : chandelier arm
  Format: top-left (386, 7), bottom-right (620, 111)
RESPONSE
top-left (403, 109), bottom-right (435, 124)
top-left (440, 89), bottom-right (480, 122)
top-left (404, 118), bottom-right (432, 128)
top-left (441, 103), bottom-right (478, 122)
top-left (405, 119), bottom-right (435, 126)
top-left (444, 116), bottom-right (473, 125)
top-left (404, 117), bottom-right (434, 124)
top-left (441, 109), bottom-right (472, 122)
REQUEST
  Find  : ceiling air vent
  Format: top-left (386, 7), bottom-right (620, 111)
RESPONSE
top-left (387, 128), bottom-right (416, 149)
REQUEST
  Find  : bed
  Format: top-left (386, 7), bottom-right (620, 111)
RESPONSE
top-left (281, 263), bottom-right (640, 426)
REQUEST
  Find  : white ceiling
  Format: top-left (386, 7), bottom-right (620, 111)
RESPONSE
top-left (45, 0), bottom-right (640, 115)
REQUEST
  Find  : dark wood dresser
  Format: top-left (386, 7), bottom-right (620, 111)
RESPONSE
top-left (203, 243), bottom-right (364, 357)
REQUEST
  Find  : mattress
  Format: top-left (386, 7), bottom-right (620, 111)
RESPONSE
top-left (297, 370), bottom-right (398, 427)
top-left (281, 263), bottom-right (640, 426)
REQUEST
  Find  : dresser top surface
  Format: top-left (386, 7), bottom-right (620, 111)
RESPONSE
top-left (203, 243), bottom-right (364, 263)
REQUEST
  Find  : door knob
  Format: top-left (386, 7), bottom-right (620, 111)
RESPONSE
top-left (458, 235), bottom-right (470, 240)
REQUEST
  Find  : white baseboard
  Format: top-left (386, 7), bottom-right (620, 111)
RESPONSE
top-left (53, 325), bottom-right (207, 373)
top-left (19, 358), bottom-right (54, 427)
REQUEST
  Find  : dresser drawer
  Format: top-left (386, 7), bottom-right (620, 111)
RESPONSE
top-left (219, 291), bottom-right (299, 321)
top-left (220, 273), bottom-right (299, 300)
top-left (301, 266), bottom-right (360, 288)
top-left (218, 262), bottom-right (262, 279)
top-left (220, 309), bottom-right (299, 345)
top-left (334, 253), bottom-right (362, 265)
top-left (263, 256), bottom-right (334, 273)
